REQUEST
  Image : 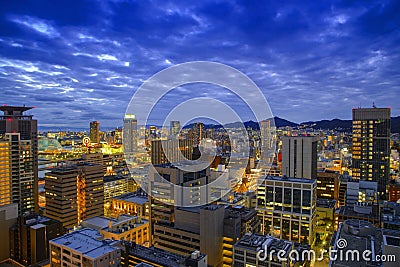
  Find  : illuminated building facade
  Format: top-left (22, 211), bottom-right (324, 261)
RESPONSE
top-left (0, 133), bottom-right (34, 215)
top-left (0, 105), bottom-right (38, 213)
top-left (45, 163), bottom-right (104, 229)
top-left (256, 176), bottom-right (317, 246)
top-left (282, 136), bottom-right (318, 179)
top-left (110, 193), bottom-right (149, 218)
top-left (49, 228), bottom-right (121, 267)
top-left (316, 171), bottom-right (339, 200)
top-left (151, 139), bottom-right (193, 165)
top-left (352, 108), bottom-right (390, 197)
top-left (191, 123), bottom-right (204, 145)
top-left (89, 121), bottom-right (100, 143)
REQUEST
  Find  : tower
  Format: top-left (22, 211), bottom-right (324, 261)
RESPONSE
top-left (0, 105), bottom-right (38, 213)
top-left (89, 121), bottom-right (100, 144)
top-left (352, 107), bottom-right (390, 198)
top-left (282, 136), bottom-right (318, 179)
top-left (123, 114), bottom-right (138, 155)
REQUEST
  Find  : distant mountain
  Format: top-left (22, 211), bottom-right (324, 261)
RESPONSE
top-left (300, 116), bottom-right (400, 133)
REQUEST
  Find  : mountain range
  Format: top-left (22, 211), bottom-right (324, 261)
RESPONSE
top-left (182, 116), bottom-right (400, 133)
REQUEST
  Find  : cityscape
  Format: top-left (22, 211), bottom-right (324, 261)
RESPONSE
top-left (1, 1), bottom-right (400, 267)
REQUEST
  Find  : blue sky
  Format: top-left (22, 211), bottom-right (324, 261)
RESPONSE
top-left (1, 0), bottom-right (399, 128)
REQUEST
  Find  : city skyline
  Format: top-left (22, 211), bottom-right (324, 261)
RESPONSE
top-left (1, 1), bottom-right (400, 127)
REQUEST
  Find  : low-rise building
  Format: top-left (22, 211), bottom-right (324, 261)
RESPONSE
top-left (49, 228), bottom-right (121, 267)
top-left (111, 193), bottom-right (149, 219)
top-left (81, 215), bottom-right (150, 245)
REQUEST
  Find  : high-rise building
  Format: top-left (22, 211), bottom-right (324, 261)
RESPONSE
top-left (44, 163), bottom-right (104, 229)
top-left (259, 119), bottom-right (275, 168)
top-left (352, 107), bottom-right (390, 198)
top-left (0, 133), bottom-right (35, 215)
top-left (89, 121), bottom-right (100, 143)
top-left (170, 121), bottom-right (181, 139)
top-left (256, 176), bottom-right (317, 246)
top-left (151, 139), bottom-right (193, 165)
top-left (123, 114), bottom-right (138, 155)
top-left (191, 123), bottom-right (204, 145)
top-left (9, 213), bottom-right (63, 266)
top-left (282, 136), bottom-right (318, 179)
top-left (0, 105), bottom-right (38, 212)
top-left (316, 171), bottom-right (339, 200)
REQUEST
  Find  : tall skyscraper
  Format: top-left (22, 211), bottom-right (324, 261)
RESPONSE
top-left (0, 105), bottom-right (38, 213)
top-left (123, 114), bottom-right (138, 155)
top-left (89, 121), bottom-right (100, 143)
top-left (192, 122), bottom-right (204, 145)
top-left (282, 136), bottom-right (318, 179)
top-left (170, 120), bottom-right (181, 139)
top-left (45, 163), bottom-right (104, 229)
top-left (352, 107), bottom-right (390, 197)
top-left (0, 134), bottom-right (34, 215)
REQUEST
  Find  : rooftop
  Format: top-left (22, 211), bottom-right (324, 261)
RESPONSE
top-left (50, 228), bottom-right (119, 260)
top-left (234, 233), bottom-right (292, 255)
top-left (81, 215), bottom-right (148, 234)
top-left (261, 175), bottom-right (316, 184)
top-left (0, 105), bottom-right (33, 115)
top-left (113, 193), bottom-right (148, 205)
top-left (124, 242), bottom-right (186, 267)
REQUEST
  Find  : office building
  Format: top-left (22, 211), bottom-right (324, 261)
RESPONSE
top-left (389, 182), bottom-right (400, 202)
top-left (0, 133), bottom-right (35, 215)
top-left (89, 121), bottom-right (100, 143)
top-left (259, 119), bottom-right (275, 168)
top-left (111, 192), bottom-right (149, 218)
top-left (81, 215), bottom-right (150, 246)
top-left (282, 136), bottom-right (318, 179)
top-left (352, 107), bottom-right (390, 197)
top-left (380, 202), bottom-right (400, 231)
top-left (233, 234), bottom-right (307, 267)
top-left (9, 213), bottom-right (63, 266)
top-left (45, 163), bottom-right (104, 229)
top-left (104, 175), bottom-right (129, 202)
top-left (170, 121), bottom-right (181, 139)
top-left (191, 123), bottom-right (204, 145)
top-left (0, 105), bottom-right (38, 213)
top-left (121, 242), bottom-right (207, 267)
top-left (123, 114), bottom-right (138, 155)
top-left (317, 171), bottom-right (339, 200)
top-left (330, 219), bottom-right (400, 267)
top-left (49, 228), bottom-right (121, 267)
top-left (151, 139), bottom-right (193, 165)
top-left (257, 176), bottom-right (317, 246)
top-left (0, 203), bottom-right (18, 261)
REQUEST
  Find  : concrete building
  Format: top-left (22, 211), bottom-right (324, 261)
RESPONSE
top-left (352, 108), bottom-right (390, 198)
top-left (380, 202), bottom-right (400, 231)
top-left (0, 133), bottom-right (35, 215)
top-left (45, 163), bottom-right (104, 229)
top-left (49, 228), bottom-right (121, 267)
top-left (121, 242), bottom-right (207, 267)
top-left (81, 215), bottom-right (150, 245)
top-left (257, 176), bottom-right (317, 246)
top-left (89, 121), bottom-right (100, 144)
top-left (233, 233), bottom-right (305, 267)
top-left (0, 105), bottom-right (39, 213)
top-left (123, 114), bottom-right (138, 155)
top-left (0, 203), bottom-right (18, 261)
top-left (330, 219), bottom-right (400, 267)
top-left (104, 175), bottom-right (130, 202)
top-left (282, 136), bottom-right (318, 179)
top-left (111, 193), bottom-right (149, 218)
top-left (317, 171), bottom-right (339, 200)
top-left (9, 213), bottom-right (63, 266)
top-left (150, 139), bottom-right (193, 165)
top-left (170, 121), bottom-right (181, 139)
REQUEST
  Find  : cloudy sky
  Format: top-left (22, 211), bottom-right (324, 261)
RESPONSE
top-left (1, 0), bottom-right (399, 128)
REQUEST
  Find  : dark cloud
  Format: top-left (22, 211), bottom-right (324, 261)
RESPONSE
top-left (0, 0), bottom-right (399, 128)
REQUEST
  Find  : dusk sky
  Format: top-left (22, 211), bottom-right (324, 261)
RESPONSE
top-left (1, 0), bottom-right (399, 128)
